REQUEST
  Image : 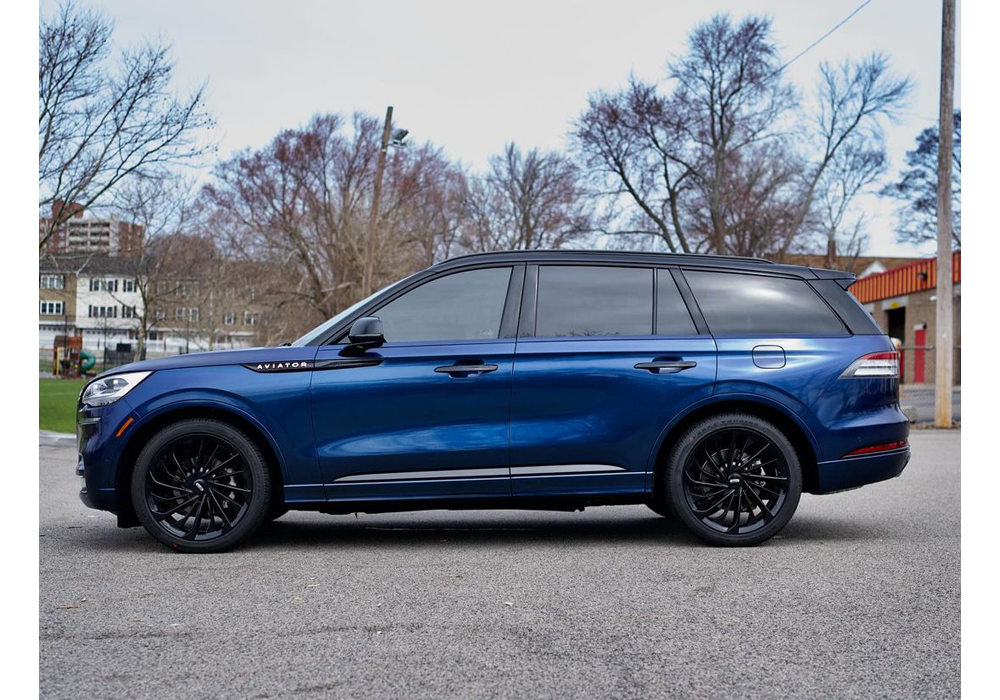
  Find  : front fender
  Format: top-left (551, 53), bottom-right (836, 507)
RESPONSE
top-left (116, 365), bottom-right (323, 499)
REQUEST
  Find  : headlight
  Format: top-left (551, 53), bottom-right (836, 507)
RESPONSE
top-left (80, 371), bottom-right (152, 407)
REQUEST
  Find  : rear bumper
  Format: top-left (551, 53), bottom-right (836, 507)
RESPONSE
top-left (813, 447), bottom-right (910, 494)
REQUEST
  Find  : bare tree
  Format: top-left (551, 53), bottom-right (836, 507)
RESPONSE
top-left (881, 110), bottom-right (961, 247)
top-left (775, 53), bottom-right (911, 258)
top-left (804, 141), bottom-right (887, 267)
top-left (574, 15), bottom-right (795, 255)
top-left (109, 173), bottom-right (197, 359)
top-left (201, 112), bottom-right (462, 339)
top-left (573, 16), bottom-right (909, 259)
top-left (460, 143), bottom-right (594, 252)
top-left (39, 0), bottom-right (214, 250)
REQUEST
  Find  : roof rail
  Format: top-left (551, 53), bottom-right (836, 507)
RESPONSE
top-left (436, 249), bottom-right (776, 266)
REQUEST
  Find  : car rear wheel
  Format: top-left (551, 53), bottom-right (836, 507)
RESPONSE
top-left (131, 419), bottom-right (271, 553)
top-left (662, 413), bottom-right (802, 546)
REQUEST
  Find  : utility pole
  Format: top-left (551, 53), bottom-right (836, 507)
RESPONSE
top-left (934, 0), bottom-right (955, 428)
top-left (363, 106), bottom-right (394, 298)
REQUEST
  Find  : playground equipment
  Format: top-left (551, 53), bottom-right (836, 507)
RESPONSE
top-left (80, 350), bottom-right (96, 373)
top-left (52, 335), bottom-right (90, 378)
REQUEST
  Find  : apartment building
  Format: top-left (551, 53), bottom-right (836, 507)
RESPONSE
top-left (39, 254), bottom-right (262, 355)
top-left (40, 202), bottom-right (143, 257)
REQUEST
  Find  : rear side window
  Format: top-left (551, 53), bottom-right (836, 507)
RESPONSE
top-left (376, 267), bottom-right (512, 342)
top-left (656, 270), bottom-right (697, 335)
top-left (685, 270), bottom-right (845, 335)
top-left (536, 266), bottom-right (652, 337)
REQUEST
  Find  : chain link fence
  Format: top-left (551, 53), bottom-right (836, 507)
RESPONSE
top-left (39, 345), bottom-right (189, 376)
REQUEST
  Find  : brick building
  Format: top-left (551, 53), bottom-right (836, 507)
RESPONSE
top-left (851, 250), bottom-right (961, 386)
top-left (40, 202), bottom-right (143, 257)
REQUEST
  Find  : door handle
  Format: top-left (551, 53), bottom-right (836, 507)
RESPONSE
top-left (434, 364), bottom-right (499, 376)
top-left (634, 360), bottom-right (697, 374)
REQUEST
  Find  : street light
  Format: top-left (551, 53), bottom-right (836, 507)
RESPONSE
top-left (362, 107), bottom-right (408, 298)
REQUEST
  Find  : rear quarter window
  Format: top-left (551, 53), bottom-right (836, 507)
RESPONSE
top-left (685, 270), bottom-right (845, 335)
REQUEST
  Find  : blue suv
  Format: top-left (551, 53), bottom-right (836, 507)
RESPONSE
top-left (76, 251), bottom-right (910, 552)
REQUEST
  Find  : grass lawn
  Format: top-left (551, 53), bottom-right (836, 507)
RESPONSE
top-left (39, 378), bottom-right (87, 434)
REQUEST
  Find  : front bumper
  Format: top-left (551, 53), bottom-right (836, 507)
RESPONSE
top-left (76, 402), bottom-right (133, 513)
top-left (813, 446), bottom-right (911, 494)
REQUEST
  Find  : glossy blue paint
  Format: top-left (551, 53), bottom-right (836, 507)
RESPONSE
top-left (312, 340), bottom-right (514, 501)
top-left (75, 252), bottom-right (911, 524)
top-left (509, 335), bottom-right (717, 497)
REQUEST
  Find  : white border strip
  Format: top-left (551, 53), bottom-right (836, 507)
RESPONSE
top-left (510, 464), bottom-right (626, 476)
top-left (335, 467), bottom-right (508, 482)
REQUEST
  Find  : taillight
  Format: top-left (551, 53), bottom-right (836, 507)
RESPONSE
top-left (843, 440), bottom-right (908, 457)
top-left (839, 351), bottom-right (900, 379)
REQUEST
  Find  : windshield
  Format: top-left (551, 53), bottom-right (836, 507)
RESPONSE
top-left (290, 279), bottom-right (407, 346)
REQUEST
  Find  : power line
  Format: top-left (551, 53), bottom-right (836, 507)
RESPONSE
top-left (777, 0), bottom-right (877, 73)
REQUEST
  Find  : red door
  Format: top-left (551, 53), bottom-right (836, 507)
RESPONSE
top-left (914, 327), bottom-right (926, 383)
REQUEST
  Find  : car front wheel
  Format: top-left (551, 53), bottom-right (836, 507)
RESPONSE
top-left (131, 418), bottom-right (271, 553)
top-left (663, 413), bottom-right (802, 546)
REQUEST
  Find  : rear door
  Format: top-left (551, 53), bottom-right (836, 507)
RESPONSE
top-left (509, 265), bottom-right (717, 497)
top-left (311, 265), bottom-right (522, 501)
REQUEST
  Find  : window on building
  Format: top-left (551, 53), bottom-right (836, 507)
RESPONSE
top-left (122, 305), bottom-right (136, 319)
top-left (39, 300), bottom-right (64, 315)
top-left (89, 278), bottom-right (118, 293)
top-left (224, 312), bottom-right (237, 326)
top-left (243, 311), bottom-right (259, 326)
top-left (154, 308), bottom-right (167, 321)
top-left (122, 279), bottom-right (136, 293)
top-left (174, 307), bottom-right (199, 322)
top-left (536, 266), bottom-right (653, 338)
top-left (40, 274), bottom-right (65, 290)
top-left (684, 270), bottom-right (846, 335)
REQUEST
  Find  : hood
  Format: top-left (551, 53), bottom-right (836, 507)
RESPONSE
top-left (96, 346), bottom-right (320, 376)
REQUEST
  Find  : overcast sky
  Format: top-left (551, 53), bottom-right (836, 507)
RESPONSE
top-left (57, 0), bottom-right (961, 257)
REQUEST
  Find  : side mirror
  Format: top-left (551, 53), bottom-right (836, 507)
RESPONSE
top-left (347, 316), bottom-right (385, 350)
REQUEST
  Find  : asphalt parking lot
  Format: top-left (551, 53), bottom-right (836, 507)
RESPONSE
top-left (40, 430), bottom-right (959, 700)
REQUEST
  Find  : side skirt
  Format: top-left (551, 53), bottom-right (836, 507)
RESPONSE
top-left (288, 493), bottom-right (649, 516)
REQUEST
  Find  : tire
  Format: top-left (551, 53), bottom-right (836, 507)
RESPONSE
top-left (662, 413), bottom-right (802, 546)
top-left (131, 418), bottom-right (272, 553)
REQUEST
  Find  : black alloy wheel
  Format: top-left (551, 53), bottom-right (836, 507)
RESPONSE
top-left (132, 419), bottom-right (271, 553)
top-left (663, 413), bottom-right (802, 546)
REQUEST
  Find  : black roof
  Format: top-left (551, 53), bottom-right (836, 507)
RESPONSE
top-left (435, 249), bottom-right (853, 281)
top-left (38, 253), bottom-right (138, 275)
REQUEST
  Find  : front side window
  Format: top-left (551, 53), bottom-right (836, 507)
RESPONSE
top-left (375, 267), bottom-right (512, 343)
top-left (535, 266), bottom-right (652, 338)
top-left (685, 270), bottom-right (845, 335)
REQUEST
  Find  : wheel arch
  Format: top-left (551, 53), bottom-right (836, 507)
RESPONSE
top-left (113, 403), bottom-right (286, 527)
top-left (649, 396), bottom-right (821, 501)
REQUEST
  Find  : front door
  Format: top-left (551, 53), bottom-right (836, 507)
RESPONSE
top-left (509, 266), bottom-right (717, 497)
top-left (311, 265), bottom-right (521, 502)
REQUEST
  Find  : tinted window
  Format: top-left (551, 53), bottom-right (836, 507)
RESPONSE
top-left (656, 269), bottom-right (697, 335)
top-left (536, 266), bottom-right (652, 337)
top-left (685, 270), bottom-right (844, 335)
top-left (376, 267), bottom-right (512, 342)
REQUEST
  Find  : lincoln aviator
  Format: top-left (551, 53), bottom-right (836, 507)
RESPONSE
top-left (76, 251), bottom-right (910, 552)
